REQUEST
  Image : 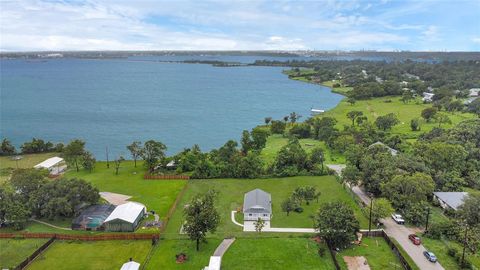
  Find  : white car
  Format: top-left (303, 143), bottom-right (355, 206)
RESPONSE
top-left (391, 213), bottom-right (405, 224)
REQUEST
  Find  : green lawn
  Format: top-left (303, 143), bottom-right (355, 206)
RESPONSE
top-left (64, 160), bottom-right (187, 220)
top-left (163, 176), bottom-right (369, 239)
top-left (261, 134), bottom-right (345, 165)
top-left (421, 237), bottom-right (480, 270)
top-left (0, 238), bottom-right (48, 269)
top-left (0, 152), bottom-right (59, 183)
top-left (337, 237), bottom-right (402, 270)
top-left (222, 237), bottom-right (335, 270)
top-left (146, 238), bottom-right (222, 269)
top-left (321, 96), bottom-right (475, 137)
top-left (27, 240), bottom-right (151, 270)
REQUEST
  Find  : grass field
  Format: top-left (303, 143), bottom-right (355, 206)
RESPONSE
top-left (0, 152), bottom-right (59, 183)
top-left (163, 176), bottom-right (369, 239)
top-left (146, 238), bottom-right (222, 269)
top-left (0, 238), bottom-right (48, 269)
top-left (261, 134), bottom-right (346, 165)
top-left (64, 160), bottom-right (186, 220)
top-left (337, 237), bottom-right (402, 270)
top-left (421, 237), bottom-right (480, 270)
top-left (222, 237), bottom-right (335, 270)
top-left (321, 96), bottom-right (475, 137)
top-left (27, 240), bottom-right (151, 270)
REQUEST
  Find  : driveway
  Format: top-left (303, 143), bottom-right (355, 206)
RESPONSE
top-left (99, 191), bottom-right (131, 205)
top-left (383, 218), bottom-right (445, 270)
top-left (326, 164), bottom-right (346, 176)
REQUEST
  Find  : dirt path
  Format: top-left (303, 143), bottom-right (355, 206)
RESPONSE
top-left (343, 256), bottom-right (371, 270)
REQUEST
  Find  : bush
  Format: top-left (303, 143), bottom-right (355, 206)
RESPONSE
top-left (447, 247), bottom-right (458, 257)
top-left (318, 245), bottom-right (326, 257)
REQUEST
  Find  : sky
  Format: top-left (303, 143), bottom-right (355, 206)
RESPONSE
top-left (0, 0), bottom-right (479, 52)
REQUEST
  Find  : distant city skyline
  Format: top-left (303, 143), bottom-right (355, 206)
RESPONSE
top-left (1, 0), bottom-right (479, 52)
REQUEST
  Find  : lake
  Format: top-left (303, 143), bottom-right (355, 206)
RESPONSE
top-left (0, 57), bottom-right (343, 158)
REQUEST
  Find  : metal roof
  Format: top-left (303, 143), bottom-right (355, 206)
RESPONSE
top-left (34, 156), bottom-right (64, 169)
top-left (104, 202), bottom-right (146, 224)
top-left (433, 192), bottom-right (468, 210)
top-left (369, 141), bottom-right (398, 156)
top-left (243, 189), bottom-right (271, 214)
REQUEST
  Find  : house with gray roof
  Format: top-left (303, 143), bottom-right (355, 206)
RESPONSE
top-left (433, 192), bottom-right (468, 211)
top-left (368, 141), bottom-right (398, 156)
top-left (243, 189), bottom-right (272, 222)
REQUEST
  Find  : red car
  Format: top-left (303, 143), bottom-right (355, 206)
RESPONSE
top-left (408, 234), bottom-right (421, 245)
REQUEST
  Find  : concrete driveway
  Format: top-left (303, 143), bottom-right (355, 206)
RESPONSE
top-left (383, 218), bottom-right (445, 270)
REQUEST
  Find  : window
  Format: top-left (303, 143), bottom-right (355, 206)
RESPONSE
top-left (263, 214), bottom-right (267, 217)
top-left (249, 214), bottom-right (252, 216)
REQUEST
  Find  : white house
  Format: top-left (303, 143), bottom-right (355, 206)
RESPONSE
top-left (243, 189), bottom-right (272, 222)
top-left (422, 92), bottom-right (435, 102)
top-left (469, 88), bottom-right (480, 97)
top-left (433, 192), bottom-right (468, 211)
top-left (34, 156), bottom-right (66, 175)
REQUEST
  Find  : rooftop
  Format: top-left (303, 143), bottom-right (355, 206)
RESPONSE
top-left (104, 202), bottom-right (146, 224)
top-left (433, 192), bottom-right (468, 210)
top-left (34, 156), bottom-right (64, 169)
top-left (243, 189), bottom-right (272, 214)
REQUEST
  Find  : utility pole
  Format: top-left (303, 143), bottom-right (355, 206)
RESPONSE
top-left (106, 146), bottom-right (109, 168)
top-left (461, 224), bottom-right (468, 267)
top-left (368, 196), bottom-right (373, 234)
top-left (425, 207), bottom-right (431, 233)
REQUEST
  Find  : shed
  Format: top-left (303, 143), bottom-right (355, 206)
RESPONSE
top-left (104, 202), bottom-right (146, 232)
top-left (34, 156), bottom-right (66, 175)
top-left (422, 92), bottom-right (435, 102)
top-left (433, 192), bottom-right (468, 211)
top-left (243, 189), bottom-right (271, 221)
top-left (120, 261), bottom-right (140, 270)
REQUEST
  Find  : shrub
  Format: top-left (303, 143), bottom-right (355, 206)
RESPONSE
top-left (447, 247), bottom-right (458, 257)
top-left (318, 245), bottom-right (326, 257)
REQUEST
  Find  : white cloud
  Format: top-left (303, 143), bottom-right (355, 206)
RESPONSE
top-left (472, 37), bottom-right (480, 44)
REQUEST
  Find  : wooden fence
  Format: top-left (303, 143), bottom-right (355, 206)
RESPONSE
top-left (144, 174), bottom-right (190, 180)
top-left (158, 181), bottom-right (190, 234)
top-left (14, 237), bottom-right (55, 270)
top-left (0, 232), bottom-right (159, 241)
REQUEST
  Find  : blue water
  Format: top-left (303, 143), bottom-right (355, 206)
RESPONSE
top-left (0, 58), bottom-right (342, 158)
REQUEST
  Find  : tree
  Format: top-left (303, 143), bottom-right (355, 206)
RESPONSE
top-left (434, 114), bottom-right (452, 127)
top-left (142, 140), bottom-right (167, 173)
top-left (458, 194), bottom-right (480, 262)
top-left (183, 190), bottom-right (220, 251)
top-left (254, 217), bottom-right (265, 233)
top-left (371, 198), bottom-right (394, 224)
top-left (251, 127), bottom-right (269, 150)
top-left (273, 139), bottom-right (307, 176)
top-left (192, 158), bottom-right (218, 179)
top-left (312, 117), bottom-right (338, 141)
top-left (235, 152), bottom-right (264, 178)
top-left (63, 139), bottom-right (86, 172)
top-left (381, 173), bottom-right (435, 211)
top-left (410, 118), bottom-right (420, 131)
top-left (264, 117), bottom-right (272, 125)
top-left (82, 151), bottom-right (96, 172)
top-left (341, 166), bottom-right (362, 186)
top-left (467, 98), bottom-right (480, 117)
top-left (289, 123), bottom-right (311, 138)
top-left (347, 97), bottom-right (356, 106)
top-left (10, 169), bottom-right (48, 205)
top-left (303, 186), bottom-right (316, 205)
top-left (309, 147), bottom-right (325, 172)
top-left (127, 141), bottom-right (143, 167)
top-left (289, 112), bottom-right (301, 123)
top-left (240, 130), bottom-right (252, 155)
top-left (0, 138), bottom-right (16, 155)
top-left (375, 113), bottom-right (399, 131)
top-left (421, 107), bottom-right (437, 122)
top-left (114, 156), bottom-right (125, 175)
top-left (270, 120), bottom-right (286, 134)
top-left (315, 201), bottom-right (359, 248)
top-left (283, 115), bottom-right (289, 123)
top-left (401, 91), bottom-right (414, 103)
top-left (0, 186), bottom-right (30, 230)
top-left (347, 111), bottom-right (363, 126)
top-left (281, 197), bottom-right (297, 216)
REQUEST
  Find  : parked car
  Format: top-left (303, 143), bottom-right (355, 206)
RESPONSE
top-left (423, 251), bottom-right (437, 262)
top-left (391, 213), bottom-right (405, 224)
top-left (408, 234), bottom-right (421, 245)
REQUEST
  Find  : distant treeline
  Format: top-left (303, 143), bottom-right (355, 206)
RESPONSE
top-left (0, 138), bottom-right (64, 155)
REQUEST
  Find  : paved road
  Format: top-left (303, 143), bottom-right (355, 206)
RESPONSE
top-left (350, 184), bottom-right (445, 270)
top-left (383, 218), bottom-right (445, 270)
